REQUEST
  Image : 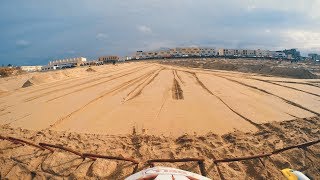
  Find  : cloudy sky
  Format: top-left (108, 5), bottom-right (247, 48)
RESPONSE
top-left (0, 0), bottom-right (320, 65)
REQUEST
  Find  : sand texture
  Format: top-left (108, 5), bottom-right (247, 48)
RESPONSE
top-left (0, 62), bottom-right (319, 136)
top-left (0, 60), bottom-right (320, 179)
top-left (0, 117), bottom-right (319, 179)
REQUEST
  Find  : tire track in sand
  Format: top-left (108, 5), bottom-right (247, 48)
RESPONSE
top-left (268, 80), bottom-right (320, 89)
top-left (25, 65), bottom-right (151, 102)
top-left (0, 111), bottom-right (11, 117)
top-left (153, 89), bottom-right (170, 122)
top-left (172, 70), bottom-right (184, 100)
top-left (47, 68), bottom-right (160, 129)
top-left (213, 74), bottom-right (320, 116)
top-left (46, 65), bottom-right (153, 102)
top-left (125, 67), bottom-right (165, 101)
top-left (20, 64), bottom-right (142, 97)
top-left (184, 70), bottom-right (262, 128)
top-left (174, 69), bottom-right (185, 85)
top-left (5, 113), bottom-right (31, 125)
top-left (248, 78), bottom-right (320, 98)
top-left (190, 67), bottom-right (320, 116)
top-left (0, 105), bottom-right (12, 117)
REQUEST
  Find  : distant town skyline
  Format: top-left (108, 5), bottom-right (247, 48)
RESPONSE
top-left (1, 0), bottom-right (319, 65)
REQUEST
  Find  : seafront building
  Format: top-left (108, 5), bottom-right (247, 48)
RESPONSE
top-left (49, 57), bottom-right (87, 66)
top-left (134, 47), bottom-right (288, 60)
top-left (20, 66), bottom-right (43, 72)
top-left (42, 57), bottom-right (87, 71)
top-left (98, 55), bottom-right (120, 62)
top-left (135, 47), bottom-right (216, 59)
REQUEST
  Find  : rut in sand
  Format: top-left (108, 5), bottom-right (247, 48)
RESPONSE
top-left (183, 70), bottom-right (263, 128)
top-left (25, 65), bottom-right (151, 102)
top-left (46, 65), bottom-right (153, 102)
top-left (125, 67), bottom-right (165, 101)
top-left (248, 78), bottom-right (320, 98)
top-left (172, 70), bottom-right (184, 100)
top-left (214, 74), bottom-right (320, 116)
top-left (48, 68), bottom-right (160, 129)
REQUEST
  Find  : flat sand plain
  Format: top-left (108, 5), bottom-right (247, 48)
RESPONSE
top-left (0, 61), bottom-right (319, 136)
top-left (0, 61), bottom-right (320, 179)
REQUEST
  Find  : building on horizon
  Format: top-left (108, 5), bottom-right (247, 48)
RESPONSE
top-left (98, 55), bottom-right (120, 62)
top-left (134, 47), bottom-right (290, 60)
top-left (42, 57), bottom-right (87, 71)
top-left (20, 66), bottom-right (43, 72)
top-left (134, 47), bottom-right (217, 59)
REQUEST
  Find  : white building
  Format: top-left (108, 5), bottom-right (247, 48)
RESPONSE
top-left (135, 47), bottom-right (288, 59)
top-left (200, 48), bottom-right (216, 57)
top-left (20, 66), bottom-right (43, 72)
top-left (42, 57), bottom-right (87, 71)
top-left (255, 49), bottom-right (270, 57)
top-left (49, 57), bottom-right (87, 66)
top-left (218, 48), bottom-right (236, 56)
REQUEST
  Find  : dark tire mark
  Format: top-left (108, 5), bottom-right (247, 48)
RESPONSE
top-left (20, 64), bottom-right (144, 97)
top-left (215, 75), bottom-right (320, 116)
top-left (153, 91), bottom-right (169, 121)
top-left (189, 72), bottom-right (262, 128)
top-left (172, 70), bottom-right (184, 100)
top-left (269, 80), bottom-right (320, 88)
top-left (25, 65), bottom-right (151, 102)
top-left (47, 68), bottom-right (159, 129)
top-left (46, 65), bottom-right (153, 102)
top-left (174, 70), bottom-right (185, 85)
top-left (24, 77), bottom-right (102, 102)
top-left (285, 113), bottom-right (299, 119)
top-left (250, 78), bottom-right (320, 98)
top-left (125, 67), bottom-right (164, 101)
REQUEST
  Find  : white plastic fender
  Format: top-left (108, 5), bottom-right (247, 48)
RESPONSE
top-left (125, 166), bottom-right (212, 180)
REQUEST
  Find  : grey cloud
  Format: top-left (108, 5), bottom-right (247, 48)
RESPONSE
top-left (137, 25), bottom-right (152, 34)
top-left (0, 0), bottom-right (320, 65)
top-left (16, 40), bottom-right (30, 47)
top-left (96, 33), bottom-right (109, 40)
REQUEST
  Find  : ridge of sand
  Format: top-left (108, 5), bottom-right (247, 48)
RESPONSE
top-left (160, 59), bottom-right (319, 79)
top-left (86, 67), bottom-right (96, 72)
top-left (0, 117), bottom-right (319, 179)
top-left (21, 80), bottom-right (34, 88)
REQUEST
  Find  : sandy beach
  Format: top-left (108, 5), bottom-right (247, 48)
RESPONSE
top-left (0, 60), bottom-right (320, 179)
top-left (1, 61), bottom-right (319, 136)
